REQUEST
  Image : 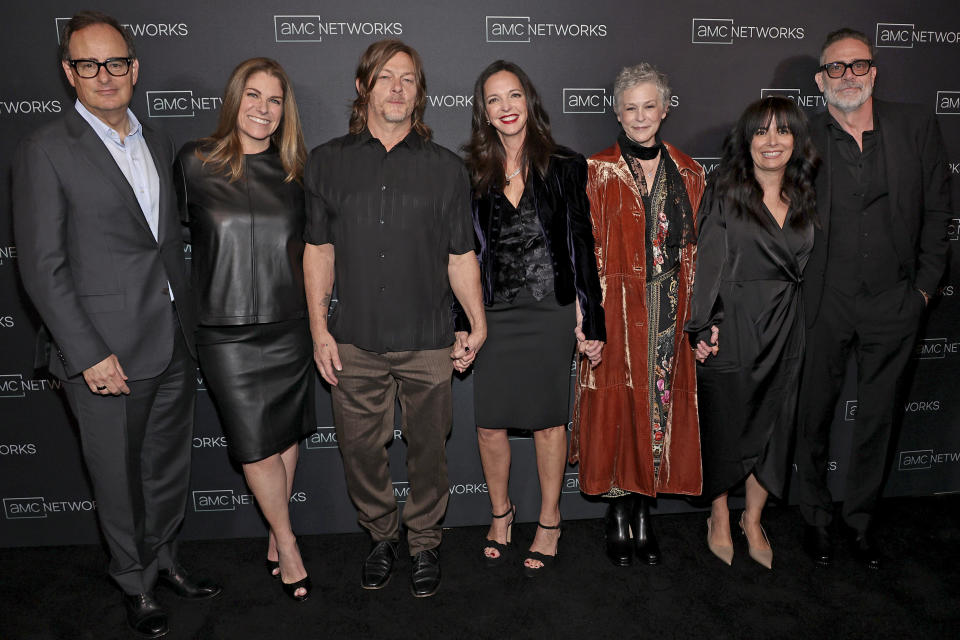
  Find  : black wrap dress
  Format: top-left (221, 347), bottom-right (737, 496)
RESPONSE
top-left (686, 194), bottom-right (813, 498)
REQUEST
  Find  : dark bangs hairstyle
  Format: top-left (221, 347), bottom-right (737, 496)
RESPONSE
top-left (463, 60), bottom-right (556, 195)
top-left (198, 57), bottom-right (306, 183)
top-left (712, 96), bottom-right (818, 228)
top-left (349, 39), bottom-right (431, 139)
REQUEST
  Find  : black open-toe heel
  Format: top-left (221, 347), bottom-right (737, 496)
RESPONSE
top-left (281, 574), bottom-right (312, 602)
top-left (278, 545), bottom-right (311, 602)
top-left (482, 503), bottom-right (516, 567)
top-left (523, 521), bottom-right (561, 578)
top-left (265, 559), bottom-right (280, 579)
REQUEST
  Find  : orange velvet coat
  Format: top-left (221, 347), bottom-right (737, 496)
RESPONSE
top-left (570, 141), bottom-right (705, 496)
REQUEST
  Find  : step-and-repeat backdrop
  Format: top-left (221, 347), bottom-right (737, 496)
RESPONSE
top-left (2, 1), bottom-right (958, 547)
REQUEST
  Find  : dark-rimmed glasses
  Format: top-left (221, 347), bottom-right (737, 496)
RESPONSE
top-left (67, 57), bottom-right (133, 78)
top-left (819, 59), bottom-right (873, 79)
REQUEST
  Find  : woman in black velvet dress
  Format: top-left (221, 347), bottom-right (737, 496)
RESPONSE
top-left (456, 60), bottom-right (605, 576)
top-left (175, 58), bottom-right (312, 600)
top-left (686, 97), bottom-right (818, 569)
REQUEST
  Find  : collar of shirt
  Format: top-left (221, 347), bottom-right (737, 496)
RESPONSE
top-left (357, 126), bottom-right (425, 151)
top-left (75, 100), bottom-right (143, 148)
top-left (825, 105), bottom-right (880, 140)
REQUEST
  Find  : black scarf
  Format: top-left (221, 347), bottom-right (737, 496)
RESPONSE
top-left (618, 131), bottom-right (696, 247)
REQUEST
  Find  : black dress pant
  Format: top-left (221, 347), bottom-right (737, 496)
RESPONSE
top-left (796, 282), bottom-right (923, 533)
top-left (63, 309), bottom-right (195, 595)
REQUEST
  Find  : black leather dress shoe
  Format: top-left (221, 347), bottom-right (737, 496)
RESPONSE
top-left (605, 497), bottom-right (633, 567)
top-left (410, 548), bottom-right (441, 598)
top-left (362, 540), bottom-right (399, 589)
top-left (849, 532), bottom-right (882, 570)
top-left (803, 525), bottom-right (834, 566)
top-left (158, 567), bottom-right (223, 599)
top-left (632, 496), bottom-right (661, 565)
top-left (123, 593), bottom-right (168, 639)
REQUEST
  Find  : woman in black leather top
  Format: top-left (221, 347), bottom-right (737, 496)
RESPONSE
top-left (174, 58), bottom-right (312, 601)
top-left (457, 60), bottom-right (605, 576)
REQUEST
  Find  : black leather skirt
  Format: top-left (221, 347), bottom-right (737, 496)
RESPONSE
top-left (197, 318), bottom-right (315, 463)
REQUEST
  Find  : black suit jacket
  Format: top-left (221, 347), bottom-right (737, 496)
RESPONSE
top-left (803, 99), bottom-right (953, 326)
top-left (12, 108), bottom-right (196, 380)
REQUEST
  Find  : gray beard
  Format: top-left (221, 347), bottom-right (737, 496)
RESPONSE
top-left (824, 80), bottom-right (873, 112)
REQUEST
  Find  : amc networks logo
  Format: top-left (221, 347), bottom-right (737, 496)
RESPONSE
top-left (192, 489), bottom-right (254, 512)
top-left (948, 218), bottom-right (960, 241)
top-left (0, 244), bottom-right (15, 266)
top-left (561, 472), bottom-right (581, 494)
top-left (4, 496), bottom-right (46, 519)
top-left (305, 426), bottom-right (338, 450)
top-left (0, 374), bottom-right (61, 398)
top-left (898, 449), bottom-right (960, 471)
top-left (936, 91), bottom-right (960, 115)
top-left (56, 18), bottom-right (188, 43)
top-left (273, 16), bottom-right (403, 43)
top-left (844, 400), bottom-right (858, 421)
top-left (876, 23), bottom-right (960, 49)
top-left (393, 481), bottom-right (410, 503)
top-left (485, 16), bottom-right (607, 43)
top-left (146, 91), bottom-right (222, 118)
top-left (915, 338), bottom-right (959, 360)
top-left (3, 496), bottom-right (96, 519)
top-left (760, 88), bottom-right (825, 109)
top-left (693, 157), bottom-right (721, 177)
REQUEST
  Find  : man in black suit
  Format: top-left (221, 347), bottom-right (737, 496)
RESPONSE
top-left (796, 28), bottom-right (953, 569)
top-left (13, 12), bottom-right (220, 638)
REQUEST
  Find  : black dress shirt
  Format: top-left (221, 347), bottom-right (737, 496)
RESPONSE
top-left (492, 186), bottom-right (555, 303)
top-left (825, 115), bottom-right (901, 295)
top-left (303, 129), bottom-right (474, 353)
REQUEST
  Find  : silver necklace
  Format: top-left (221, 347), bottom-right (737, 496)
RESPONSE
top-left (505, 166), bottom-right (522, 185)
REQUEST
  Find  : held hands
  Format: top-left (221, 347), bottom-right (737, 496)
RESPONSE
top-left (575, 323), bottom-right (604, 368)
top-left (83, 354), bottom-right (130, 395)
top-left (574, 299), bottom-right (603, 368)
top-left (451, 329), bottom-right (486, 373)
top-left (694, 325), bottom-right (720, 363)
top-left (312, 331), bottom-right (342, 386)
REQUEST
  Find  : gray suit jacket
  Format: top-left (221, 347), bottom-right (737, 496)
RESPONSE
top-left (13, 108), bottom-right (196, 380)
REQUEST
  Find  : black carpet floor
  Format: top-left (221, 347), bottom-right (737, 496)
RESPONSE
top-left (2, 495), bottom-right (958, 640)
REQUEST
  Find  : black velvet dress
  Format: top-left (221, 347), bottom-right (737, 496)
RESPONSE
top-left (686, 195), bottom-right (813, 498)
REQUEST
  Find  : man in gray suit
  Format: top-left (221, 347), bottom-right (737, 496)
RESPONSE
top-left (13, 11), bottom-right (219, 638)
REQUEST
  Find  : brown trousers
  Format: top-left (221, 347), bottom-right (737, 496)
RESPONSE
top-left (331, 344), bottom-right (454, 554)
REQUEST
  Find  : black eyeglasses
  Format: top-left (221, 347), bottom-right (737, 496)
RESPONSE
top-left (68, 57), bottom-right (133, 78)
top-left (819, 59), bottom-right (873, 79)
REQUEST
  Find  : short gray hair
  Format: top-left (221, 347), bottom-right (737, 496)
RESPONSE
top-left (613, 63), bottom-right (671, 111)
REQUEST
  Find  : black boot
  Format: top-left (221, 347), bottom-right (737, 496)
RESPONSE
top-left (604, 496), bottom-right (633, 566)
top-left (632, 496), bottom-right (661, 565)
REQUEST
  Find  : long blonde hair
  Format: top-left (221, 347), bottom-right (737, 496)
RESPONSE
top-left (198, 57), bottom-right (306, 183)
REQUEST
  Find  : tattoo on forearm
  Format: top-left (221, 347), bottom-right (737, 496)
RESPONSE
top-left (320, 292), bottom-right (332, 308)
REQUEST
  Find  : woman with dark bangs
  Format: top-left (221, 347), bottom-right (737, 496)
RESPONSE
top-left (686, 96), bottom-right (818, 569)
top-left (456, 60), bottom-right (605, 576)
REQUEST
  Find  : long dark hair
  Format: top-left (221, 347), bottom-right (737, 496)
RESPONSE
top-left (712, 97), bottom-right (818, 228)
top-left (198, 58), bottom-right (306, 183)
top-left (349, 39), bottom-right (431, 140)
top-left (463, 60), bottom-right (556, 194)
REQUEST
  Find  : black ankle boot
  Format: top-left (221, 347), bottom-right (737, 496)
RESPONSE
top-left (632, 496), bottom-right (661, 565)
top-left (604, 496), bottom-right (633, 566)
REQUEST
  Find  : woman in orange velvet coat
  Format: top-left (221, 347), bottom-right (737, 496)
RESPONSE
top-left (571, 63), bottom-right (704, 567)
